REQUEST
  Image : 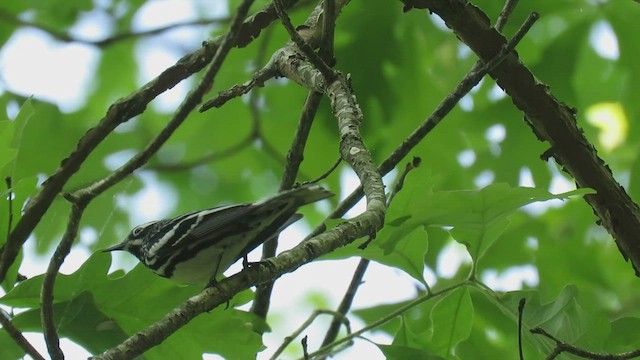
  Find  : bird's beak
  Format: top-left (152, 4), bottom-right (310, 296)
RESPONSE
top-left (103, 243), bottom-right (126, 252)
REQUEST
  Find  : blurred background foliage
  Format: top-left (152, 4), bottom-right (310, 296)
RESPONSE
top-left (1, 0), bottom-right (639, 359)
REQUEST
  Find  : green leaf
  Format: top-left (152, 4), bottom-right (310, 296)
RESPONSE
top-left (393, 315), bottom-right (423, 348)
top-left (381, 169), bottom-right (594, 273)
top-left (377, 344), bottom-right (444, 360)
top-left (0, 121), bottom-right (17, 170)
top-left (355, 306), bottom-right (404, 338)
top-left (0, 329), bottom-right (25, 360)
top-left (318, 222), bottom-right (429, 285)
top-left (0, 252), bottom-right (113, 308)
top-left (1, 97), bottom-right (33, 176)
top-left (425, 287), bottom-right (473, 358)
top-left (0, 248), bottom-right (23, 293)
top-left (91, 261), bottom-right (264, 359)
top-left (11, 292), bottom-right (129, 355)
top-left (1, 252), bottom-right (264, 358)
top-left (494, 286), bottom-right (611, 354)
top-left (605, 317), bottom-right (640, 351)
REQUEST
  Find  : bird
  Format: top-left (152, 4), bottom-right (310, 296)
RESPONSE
top-left (104, 184), bottom-right (333, 285)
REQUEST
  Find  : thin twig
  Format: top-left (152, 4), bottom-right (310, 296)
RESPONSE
top-left (0, 8), bottom-right (229, 47)
top-left (164, 27), bottom-right (276, 171)
top-left (302, 336), bottom-right (310, 360)
top-left (199, 65), bottom-right (279, 111)
top-left (357, 157), bottom-right (420, 251)
top-left (92, 18), bottom-right (230, 47)
top-left (245, 53), bottom-right (292, 171)
top-left (319, 258), bottom-right (369, 350)
top-left (146, 134), bottom-right (255, 171)
top-left (280, 91), bottom-right (324, 190)
top-left (518, 298), bottom-right (526, 360)
top-left (457, 0), bottom-right (519, 81)
top-left (506, 13), bottom-right (539, 49)
top-left (0, 309), bottom-right (46, 360)
top-left (41, 198), bottom-right (88, 360)
top-left (320, 0), bottom-right (336, 64)
top-left (261, 137), bottom-right (290, 167)
top-left (531, 327), bottom-right (640, 360)
top-left (252, 35), bottom-right (318, 321)
top-left (386, 157), bottom-right (421, 205)
top-left (495, 0), bottom-right (520, 32)
top-left (272, 0), bottom-right (335, 81)
top-left (270, 309), bottom-right (351, 360)
top-left (253, 34), bottom-right (323, 323)
top-left (4, 177), bottom-right (12, 244)
top-left (306, 157), bottom-right (341, 185)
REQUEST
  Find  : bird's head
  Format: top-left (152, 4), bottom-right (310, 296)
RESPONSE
top-left (103, 221), bottom-right (157, 258)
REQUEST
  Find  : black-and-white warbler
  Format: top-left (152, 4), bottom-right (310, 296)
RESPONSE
top-left (104, 184), bottom-right (333, 284)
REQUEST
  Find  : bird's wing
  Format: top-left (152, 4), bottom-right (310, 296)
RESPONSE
top-left (187, 204), bottom-right (253, 238)
top-left (147, 204), bottom-right (253, 259)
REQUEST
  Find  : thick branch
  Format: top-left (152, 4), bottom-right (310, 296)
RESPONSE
top-left (404, 0), bottom-right (640, 274)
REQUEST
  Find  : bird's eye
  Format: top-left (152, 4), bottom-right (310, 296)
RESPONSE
top-left (129, 221), bottom-right (156, 238)
top-left (132, 226), bottom-right (145, 237)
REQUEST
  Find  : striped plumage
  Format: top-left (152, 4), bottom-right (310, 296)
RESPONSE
top-left (104, 185), bottom-right (333, 284)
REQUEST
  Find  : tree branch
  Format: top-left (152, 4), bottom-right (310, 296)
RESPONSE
top-left (320, 0), bottom-right (336, 64)
top-left (0, 309), bottom-right (46, 360)
top-left (40, 196), bottom-right (88, 360)
top-left (531, 327), bottom-right (640, 360)
top-left (0, 8), bottom-right (230, 47)
top-left (403, 0), bottom-right (640, 275)
top-left (271, 309), bottom-right (351, 360)
top-left (495, 0), bottom-right (520, 32)
top-left (320, 256), bottom-right (369, 350)
top-left (273, 0), bottom-right (335, 80)
top-left (4, 177), bottom-right (13, 247)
